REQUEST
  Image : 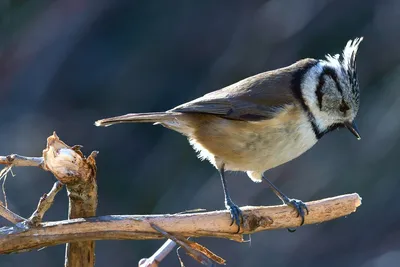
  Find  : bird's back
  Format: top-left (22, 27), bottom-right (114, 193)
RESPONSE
top-left (170, 58), bottom-right (318, 121)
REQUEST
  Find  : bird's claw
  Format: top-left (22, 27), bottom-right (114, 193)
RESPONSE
top-left (286, 198), bottom-right (309, 226)
top-left (225, 200), bottom-right (243, 233)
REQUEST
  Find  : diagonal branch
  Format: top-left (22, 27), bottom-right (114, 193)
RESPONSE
top-left (0, 203), bottom-right (26, 224)
top-left (28, 181), bottom-right (64, 226)
top-left (0, 152), bottom-right (45, 223)
top-left (150, 223), bottom-right (225, 266)
top-left (0, 193), bottom-right (361, 254)
top-left (139, 239), bottom-right (177, 267)
top-left (0, 133), bottom-right (98, 267)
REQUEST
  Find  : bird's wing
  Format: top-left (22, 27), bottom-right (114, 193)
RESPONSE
top-left (170, 59), bottom-right (317, 121)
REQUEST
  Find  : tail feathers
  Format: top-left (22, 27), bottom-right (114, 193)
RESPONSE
top-left (95, 112), bottom-right (178, 127)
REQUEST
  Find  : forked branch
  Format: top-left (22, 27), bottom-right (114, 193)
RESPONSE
top-left (0, 133), bottom-right (98, 267)
top-left (0, 203), bottom-right (25, 224)
top-left (0, 134), bottom-right (362, 266)
top-left (28, 181), bottom-right (64, 226)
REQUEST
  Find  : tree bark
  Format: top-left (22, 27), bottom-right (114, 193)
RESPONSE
top-left (42, 133), bottom-right (98, 267)
top-left (0, 193), bottom-right (361, 254)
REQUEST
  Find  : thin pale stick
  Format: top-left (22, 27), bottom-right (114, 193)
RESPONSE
top-left (0, 203), bottom-right (26, 224)
top-left (139, 240), bottom-right (177, 267)
top-left (0, 154), bottom-right (43, 167)
top-left (28, 181), bottom-right (64, 226)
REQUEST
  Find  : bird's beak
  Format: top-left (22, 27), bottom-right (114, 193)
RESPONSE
top-left (344, 121), bottom-right (361, 140)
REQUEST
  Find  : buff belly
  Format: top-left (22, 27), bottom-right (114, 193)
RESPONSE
top-left (181, 105), bottom-right (318, 182)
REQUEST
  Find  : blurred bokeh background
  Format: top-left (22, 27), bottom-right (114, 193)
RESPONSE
top-left (0, 0), bottom-right (399, 266)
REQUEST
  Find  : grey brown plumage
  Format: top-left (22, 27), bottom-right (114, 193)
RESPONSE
top-left (95, 59), bottom-right (316, 127)
top-left (95, 38), bottom-right (363, 231)
top-left (94, 112), bottom-right (179, 126)
top-left (95, 59), bottom-right (319, 178)
top-left (171, 59), bottom-right (316, 121)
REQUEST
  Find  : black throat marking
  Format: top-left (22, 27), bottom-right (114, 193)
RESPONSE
top-left (292, 62), bottom-right (346, 140)
top-left (291, 60), bottom-right (322, 139)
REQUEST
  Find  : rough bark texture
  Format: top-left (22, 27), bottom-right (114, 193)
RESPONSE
top-left (0, 133), bottom-right (363, 267)
top-left (0, 193), bottom-right (361, 254)
top-left (42, 133), bottom-right (98, 267)
top-left (28, 181), bottom-right (64, 226)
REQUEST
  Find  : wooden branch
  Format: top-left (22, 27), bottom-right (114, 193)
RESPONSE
top-left (42, 133), bottom-right (98, 267)
top-left (28, 181), bottom-right (64, 226)
top-left (138, 209), bottom-right (207, 266)
top-left (139, 240), bottom-right (177, 267)
top-left (0, 203), bottom-right (26, 224)
top-left (0, 154), bottom-right (43, 168)
top-left (150, 224), bottom-right (225, 266)
top-left (0, 155), bottom-right (43, 225)
top-left (0, 193), bottom-right (361, 254)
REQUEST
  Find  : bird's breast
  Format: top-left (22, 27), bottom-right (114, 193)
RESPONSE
top-left (234, 107), bottom-right (318, 172)
top-left (190, 105), bottom-right (318, 172)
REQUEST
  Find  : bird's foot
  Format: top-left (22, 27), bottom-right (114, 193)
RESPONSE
top-left (225, 200), bottom-right (243, 233)
top-left (285, 198), bottom-right (309, 226)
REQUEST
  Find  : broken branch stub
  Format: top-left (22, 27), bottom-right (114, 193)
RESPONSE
top-left (42, 132), bottom-right (98, 217)
top-left (43, 132), bottom-right (97, 186)
top-left (42, 132), bottom-right (98, 267)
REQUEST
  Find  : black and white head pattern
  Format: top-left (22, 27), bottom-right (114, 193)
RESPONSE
top-left (300, 38), bottom-right (363, 139)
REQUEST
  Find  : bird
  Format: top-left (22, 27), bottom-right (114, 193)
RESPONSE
top-left (95, 38), bottom-right (363, 232)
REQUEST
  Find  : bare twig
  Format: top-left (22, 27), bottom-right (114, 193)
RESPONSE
top-left (138, 209), bottom-right (209, 266)
top-left (139, 239), bottom-right (177, 267)
top-left (28, 181), bottom-right (64, 226)
top-left (0, 153), bottom-right (43, 210)
top-left (0, 154), bottom-right (43, 167)
top-left (0, 202), bottom-right (26, 224)
top-left (151, 223), bottom-right (225, 266)
top-left (0, 193), bottom-right (361, 254)
top-left (0, 132), bottom-right (98, 266)
top-left (0, 165), bottom-right (13, 208)
top-left (42, 133), bottom-right (98, 267)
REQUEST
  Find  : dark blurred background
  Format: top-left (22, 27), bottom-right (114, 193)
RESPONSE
top-left (0, 0), bottom-right (399, 266)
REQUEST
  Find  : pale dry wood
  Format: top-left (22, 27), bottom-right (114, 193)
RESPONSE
top-left (0, 193), bottom-right (361, 254)
top-left (0, 203), bottom-right (26, 224)
top-left (0, 154), bottom-right (43, 167)
top-left (150, 223), bottom-right (225, 266)
top-left (0, 155), bottom-right (43, 224)
top-left (28, 181), bottom-right (64, 226)
top-left (42, 133), bottom-right (98, 267)
top-left (139, 240), bottom-right (176, 267)
top-left (138, 209), bottom-right (207, 267)
top-left (0, 133), bottom-right (98, 267)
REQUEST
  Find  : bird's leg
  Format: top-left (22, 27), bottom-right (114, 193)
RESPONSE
top-left (218, 164), bottom-right (242, 233)
top-left (262, 174), bottom-right (309, 226)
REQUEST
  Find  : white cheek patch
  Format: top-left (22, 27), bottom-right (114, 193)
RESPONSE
top-left (300, 39), bottom-right (362, 135)
top-left (300, 63), bottom-right (332, 131)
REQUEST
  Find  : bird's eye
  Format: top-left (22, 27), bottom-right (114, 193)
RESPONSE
top-left (339, 100), bottom-right (350, 113)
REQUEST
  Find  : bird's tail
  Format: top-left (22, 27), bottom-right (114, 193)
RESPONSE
top-left (94, 112), bottom-right (179, 127)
